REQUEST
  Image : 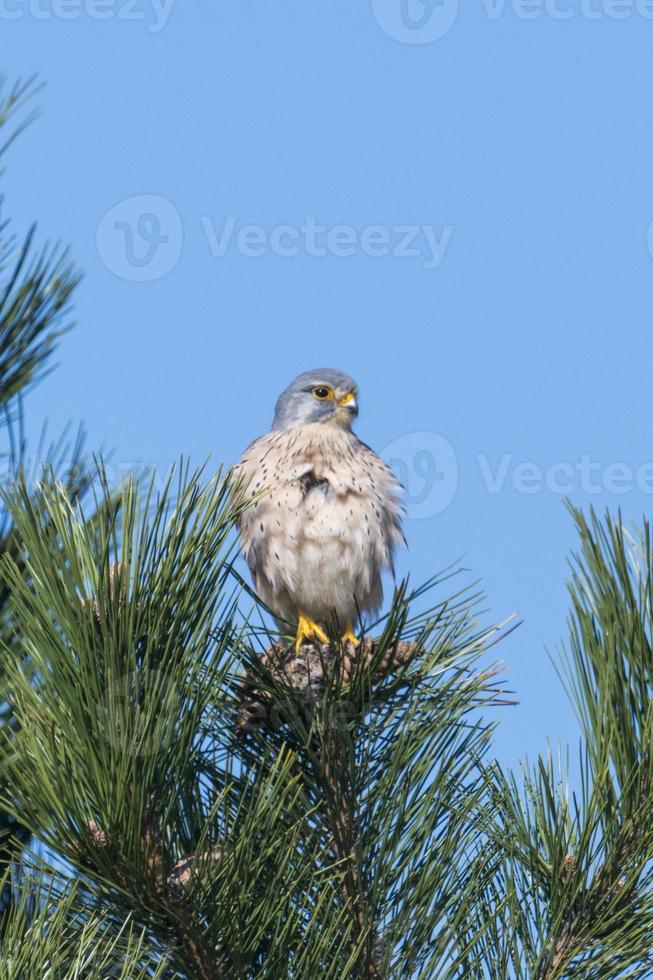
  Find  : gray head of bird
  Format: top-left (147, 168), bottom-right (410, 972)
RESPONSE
top-left (271, 368), bottom-right (359, 431)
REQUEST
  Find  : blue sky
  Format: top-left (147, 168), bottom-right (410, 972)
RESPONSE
top-left (4, 1), bottom-right (653, 771)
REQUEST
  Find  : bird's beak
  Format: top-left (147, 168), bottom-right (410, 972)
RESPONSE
top-left (338, 391), bottom-right (358, 417)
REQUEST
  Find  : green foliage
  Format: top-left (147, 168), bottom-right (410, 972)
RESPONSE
top-left (9, 461), bottom-right (653, 978)
top-left (0, 77), bottom-right (80, 409)
top-left (0, 73), bottom-right (88, 926)
top-left (3, 69), bottom-right (653, 980)
top-left (0, 464), bottom-right (509, 977)
top-left (467, 506), bottom-right (653, 979)
top-left (0, 870), bottom-right (173, 979)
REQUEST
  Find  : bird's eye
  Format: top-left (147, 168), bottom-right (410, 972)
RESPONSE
top-left (312, 386), bottom-right (332, 400)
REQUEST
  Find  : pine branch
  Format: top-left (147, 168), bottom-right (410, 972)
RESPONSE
top-left (233, 590), bottom-right (512, 977)
top-left (0, 75), bottom-right (90, 930)
top-left (0, 77), bottom-right (80, 409)
top-left (0, 465), bottom-right (368, 977)
top-left (0, 866), bottom-right (173, 979)
top-left (470, 507), bottom-right (653, 979)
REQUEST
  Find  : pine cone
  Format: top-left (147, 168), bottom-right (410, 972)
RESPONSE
top-left (236, 637), bottom-right (416, 735)
top-left (167, 846), bottom-right (224, 900)
top-left (81, 561), bottom-right (126, 623)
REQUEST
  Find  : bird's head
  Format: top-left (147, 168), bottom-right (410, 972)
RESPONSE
top-left (271, 368), bottom-right (359, 432)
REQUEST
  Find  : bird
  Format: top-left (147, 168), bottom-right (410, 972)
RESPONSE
top-left (233, 368), bottom-right (404, 652)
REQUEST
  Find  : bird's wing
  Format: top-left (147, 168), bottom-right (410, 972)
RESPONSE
top-left (325, 436), bottom-right (406, 574)
top-left (232, 431), bottom-right (308, 584)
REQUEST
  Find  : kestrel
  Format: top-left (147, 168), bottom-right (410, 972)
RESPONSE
top-left (234, 369), bottom-right (404, 651)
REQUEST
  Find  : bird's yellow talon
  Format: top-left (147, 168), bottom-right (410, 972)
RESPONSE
top-left (341, 626), bottom-right (360, 648)
top-left (294, 614), bottom-right (329, 652)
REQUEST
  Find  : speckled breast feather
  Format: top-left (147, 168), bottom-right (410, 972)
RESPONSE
top-left (234, 422), bottom-right (404, 631)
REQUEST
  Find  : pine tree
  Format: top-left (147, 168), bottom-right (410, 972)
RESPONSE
top-left (2, 81), bottom-right (653, 980)
top-left (0, 75), bottom-right (89, 925)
